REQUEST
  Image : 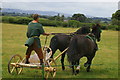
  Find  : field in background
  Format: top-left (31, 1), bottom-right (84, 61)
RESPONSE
top-left (2, 23), bottom-right (118, 79)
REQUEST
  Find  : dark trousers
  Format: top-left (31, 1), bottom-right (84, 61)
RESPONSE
top-left (26, 40), bottom-right (43, 60)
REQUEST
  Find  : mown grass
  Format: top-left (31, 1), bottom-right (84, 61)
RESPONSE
top-left (2, 23), bottom-right (118, 79)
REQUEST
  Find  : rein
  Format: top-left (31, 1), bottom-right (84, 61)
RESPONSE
top-left (43, 36), bottom-right (48, 50)
top-left (51, 33), bottom-right (72, 35)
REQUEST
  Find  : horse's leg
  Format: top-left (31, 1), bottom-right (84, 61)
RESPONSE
top-left (86, 55), bottom-right (95, 72)
top-left (71, 62), bottom-right (75, 75)
top-left (86, 57), bottom-right (92, 72)
top-left (75, 60), bottom-right (80, 74)
top-left (49, 37), bottom-right (58, 59)
top-left (84, 56), bottom-right (91, 67)
top-left (50, 48), bottom-right (57, 59)
top-left (61, 52), bottom-right (66, 70)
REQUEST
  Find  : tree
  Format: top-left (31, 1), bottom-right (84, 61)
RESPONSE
top-left (72, 13), bottom-right (87, 22)
top-left (111, 10), bottom-right (120, 25)
top-left (48, 16), bottom-right (56, 20)
top-left (55, 13), bottom-right (61, 21)
top-left (68, 20), bottom-right (80, 28)
top-left (61, 15), bottom-right (64, 21)
top-left (112, 10), bottom-right (120, 20)
top-left (111, 19), bottom-right (120, 25)
top-left (48, 14), bottom-right (65, 21)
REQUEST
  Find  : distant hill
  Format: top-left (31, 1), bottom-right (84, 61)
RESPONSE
top-left (1, 8), bottom-right (111, 21)
top-left (1, 8), bottom-right (71, 17)
top-left (1, 8), bottom-right (95, 18)
top-left (91, 17), bottom-right (111, 22)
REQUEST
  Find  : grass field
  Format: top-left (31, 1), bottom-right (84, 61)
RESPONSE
top-left (2, 23), bottom-right (118, 79)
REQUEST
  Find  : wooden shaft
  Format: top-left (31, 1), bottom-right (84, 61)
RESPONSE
top-left (54, 47), bottom-right (68, 61)
top-left (21, 57), bottom-right (25, 63)
top-left (50, 47), bottom-right (68, 64)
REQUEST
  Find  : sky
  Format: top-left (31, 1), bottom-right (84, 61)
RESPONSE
top-left (1, 0), bottom-right (120, 17)
top-left (2, 0), bottom-right (120, 2)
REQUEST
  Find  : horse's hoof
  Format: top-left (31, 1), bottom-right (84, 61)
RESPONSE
top-left (84, 63), bottom-right (88, 67)
top-left (86, 69), bottom-right (90, 72)
top-left (76, 70), bottom-right (79, 74)
top-left (62, 66), bottom-right (65, 70)
top-left (75, 73), bottom-right (77, 75)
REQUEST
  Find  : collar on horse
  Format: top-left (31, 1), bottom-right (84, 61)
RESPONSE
top-left (85, 33), bottom-right (96, 42)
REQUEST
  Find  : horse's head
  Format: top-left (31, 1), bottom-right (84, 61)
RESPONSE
top-left (91, 24), bottom-right (102, 42)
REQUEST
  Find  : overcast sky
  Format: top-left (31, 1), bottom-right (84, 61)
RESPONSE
top-left (2, 0), bottom-right (120, 2)
top-left (1, 0), bottom-right (120, 17)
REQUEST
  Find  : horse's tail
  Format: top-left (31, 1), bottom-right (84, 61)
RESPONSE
top-left (67, 36), bottom-right (77, 63)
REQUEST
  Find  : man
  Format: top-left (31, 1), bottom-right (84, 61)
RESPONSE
top-left (25, 14), bottom-right (50, 66)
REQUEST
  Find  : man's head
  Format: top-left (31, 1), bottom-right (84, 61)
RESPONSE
top-left (32, 14), bottom-right (39, 20)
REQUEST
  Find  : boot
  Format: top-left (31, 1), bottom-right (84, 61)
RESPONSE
top-left (40, 59), bottom-right (44, 67)
top-left (25, 58), bottom-right (30, 64)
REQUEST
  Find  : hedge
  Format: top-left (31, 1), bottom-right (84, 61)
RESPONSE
top-left (2, 16), bottom-right (32, 25)
top-left (107, 25), bottom-right (120, 31)
top-left (2, 16), bottom-right (119, 31)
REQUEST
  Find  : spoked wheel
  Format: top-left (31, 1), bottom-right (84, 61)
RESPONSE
top-left (43, 46), bottom-right (52, 61)
top-left (44, 58), bottom-right (57, 79)
top-left (8, 54), bottom-right (23, 74)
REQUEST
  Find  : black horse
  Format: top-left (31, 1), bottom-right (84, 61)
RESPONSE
top-left (48, 26), bottom-right (90, 70)
top-left (67, 24), bottom-right (102, 75)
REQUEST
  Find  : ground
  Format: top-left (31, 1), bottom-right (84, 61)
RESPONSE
top-left (2, 23), bottom-right (118, 79)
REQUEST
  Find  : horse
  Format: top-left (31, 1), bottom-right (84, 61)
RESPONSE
top-left (67, 24), bottom-right (102, 75)
top-left (48, 26), bottom-right (90, 70)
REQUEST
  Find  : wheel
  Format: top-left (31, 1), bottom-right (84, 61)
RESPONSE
top-left (44, 58), bottom-right (57, 79)
top-left (8, 54), bottom-right (23, 74)
top-left (43, 46), bottom-right (52, 61)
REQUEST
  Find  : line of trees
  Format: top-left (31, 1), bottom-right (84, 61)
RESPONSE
top-left (1, 12), bottom-right (110, 23)
top-left (1, 10), bottom-right (120, 31)
top-left (2, 16), bottom-right (92, 28)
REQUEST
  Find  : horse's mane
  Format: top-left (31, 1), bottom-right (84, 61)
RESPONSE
top-left (74, 26), bottom-right (90, 35)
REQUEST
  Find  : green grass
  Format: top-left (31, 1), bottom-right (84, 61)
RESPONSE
top-left (2, 23), bottom-right (118, 79)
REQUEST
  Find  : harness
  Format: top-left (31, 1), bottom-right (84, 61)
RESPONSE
top-left (85, 34), bottom-right (95, 42)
